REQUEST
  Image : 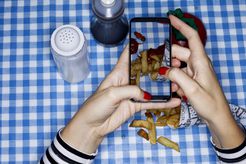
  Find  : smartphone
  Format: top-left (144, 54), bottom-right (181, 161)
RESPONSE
top-left (129, 17), bottom-right (172, 102)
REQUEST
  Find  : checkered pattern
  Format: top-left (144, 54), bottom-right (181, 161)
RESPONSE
top-left (131, 21), bottom-right (170, 96)
top-left (0, 0), bottom-right (245, 163)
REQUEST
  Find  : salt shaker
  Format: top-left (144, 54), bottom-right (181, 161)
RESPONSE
top-left (50, 25), bottom-right (90, 83)
top-left (91, 0), bottom-right (129, 46)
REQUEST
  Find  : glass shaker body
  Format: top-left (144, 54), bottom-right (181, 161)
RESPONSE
top-left (51, 25), bottom-right (90, 83)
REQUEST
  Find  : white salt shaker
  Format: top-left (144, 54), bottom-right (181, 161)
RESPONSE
top-left (50, 25), bottom-right (90, 83)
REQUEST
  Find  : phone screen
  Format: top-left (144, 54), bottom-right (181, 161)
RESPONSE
top-left (129, 18), bottom-right (171, 101)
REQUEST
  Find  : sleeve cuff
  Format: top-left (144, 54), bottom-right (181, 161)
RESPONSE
top-left (41, 128), bottom-right (97, 164)
top-left (210, 123), bottom-right (246, 163)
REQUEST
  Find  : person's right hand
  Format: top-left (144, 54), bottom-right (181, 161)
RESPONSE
top-left (166, 15), bottom-right (227, 123)
top-left (162, 15), bottom-right (245, 148)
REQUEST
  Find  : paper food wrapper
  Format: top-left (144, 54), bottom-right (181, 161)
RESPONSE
top-left (178, 102), bottom-right (246, 128)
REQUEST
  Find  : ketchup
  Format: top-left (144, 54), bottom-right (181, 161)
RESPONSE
top-left (147, 43), bottom-right (165, 57)
top-left (130, 38), bottom-right (139, 54)
top-left (147, 43), bottom-right (165, 63)
top-left (134, 31), bottom-right (146, 41)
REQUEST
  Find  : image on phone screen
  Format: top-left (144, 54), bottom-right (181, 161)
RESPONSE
top-left (129, 18), bottom-right (171, 101)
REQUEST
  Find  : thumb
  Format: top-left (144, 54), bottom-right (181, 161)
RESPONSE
top-left (105, 85), bottom-right (151, 104)
top-left (167, 68), bottom-right (202, 99)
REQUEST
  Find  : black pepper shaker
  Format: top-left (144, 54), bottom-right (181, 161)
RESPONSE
top-left (90, 0), bottom-right (129, 47)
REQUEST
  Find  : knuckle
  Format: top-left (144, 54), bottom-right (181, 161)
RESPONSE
top-left (188, 30), bottom-right (199, 40)
top-left (193, 30), bottom-right (199, 37)
top-left (133, 86), bottom-right (142, 98)
top-left (172, 44), bottom-right (178, 51)
top-left (106, 87), bottom-right (117, 100)
top-left (134, 102), bottom-right (142, 113)
top-left (168, 67), bottom-right (180, 79)
top-left (191, 30), bottom-right (199, 37)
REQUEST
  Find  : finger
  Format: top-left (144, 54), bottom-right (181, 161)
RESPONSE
top-left (135, 98), bottom-right (181, 110)
top-left (98, 45), bottom-right (129, 91)
top-left (104, 97), bottom-right (180, 134)
top-left (167, 67), bottom-right (202, 98)
top-left (175, 88), bottom-right (189, 102)
top-left (172, 58), bottom-right (181, 67)
top-left (181, 67), bottom-right (187, 73)
top-left (172, 44), bottom-right (190, 62)
top-left (115, 44), bottom-right (129, 68)
top-left (169, 15), bottom-right (204, 54)
top-left (172, 82), bottom-right (179, 92)
top-left (176, 88), bottom-right (185, 97)
top-left (171, 82), bottom-right (185, 98)
top-left (105, 85), bottom-right (150, 104)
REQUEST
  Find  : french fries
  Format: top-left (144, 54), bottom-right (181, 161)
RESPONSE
top-left (130, 78), bottom-right (136, 85)
top-left (141, 51), bottom-right (148, 74)
top-left (136, 70), bottom-right (141, 86)
top-left (150, 55), bottom-right (160, 61)
top-left (130, 47), bottom-right (164, 84)
top-left (145, 112), bottom-right (156, 144)
top-left (150, 72), bottom-right (158, 80)
top-left (129, 106), bottom-right (181, 152)
top-left (170, 106), bottom-right (181, 115)
top-left (162, 108), bottom-right (172, 116)
top-left (153, 61), bottom-right (160, 71)
top-left (129, 120), bottom-right (150, 129)
top-left (153, 110), bottom-right (161, 117)
top-left (137, 129), bottom-right (149, 141)
top-left (157, 136), bottom-right (180, 152)
top-left (167, 114), bottom-right (180, 129)
top-left (156, 115), bottom-right (168, 127)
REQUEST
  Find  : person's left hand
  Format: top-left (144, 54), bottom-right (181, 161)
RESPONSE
top-left (61, 45), bottom-right (181, 154)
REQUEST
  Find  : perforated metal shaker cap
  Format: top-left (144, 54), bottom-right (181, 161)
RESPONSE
top-left (51, 25), bottom-right (85, 57)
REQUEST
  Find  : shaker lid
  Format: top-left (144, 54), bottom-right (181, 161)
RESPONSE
top-left (51, 25), bottom-right (85, 57)
top-left (92, 0), bottom-right (125, 20)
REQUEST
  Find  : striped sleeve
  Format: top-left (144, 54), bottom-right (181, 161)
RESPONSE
top-left (40, 129), bottom-right (97, 164)
top-left (211, 123), bottom-right (246, 163)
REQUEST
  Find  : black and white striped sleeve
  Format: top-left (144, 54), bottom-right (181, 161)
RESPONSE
top-left (40, 129), bottom-right (97, 164)
top-left (211, 124), bottom-right (246, 163)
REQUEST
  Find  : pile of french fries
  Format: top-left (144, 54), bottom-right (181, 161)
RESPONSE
top-left (130, 50), bottom-right (164, 86)
top-left (129, 106), bottom-right (181, 152)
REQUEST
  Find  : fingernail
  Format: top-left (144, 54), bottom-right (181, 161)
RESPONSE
top-left (143, 91), bottom-right (152, 100)
top-left (159, 66), bottom-right (169, 75)
top-left (182, 96), bottom-right (188, 102)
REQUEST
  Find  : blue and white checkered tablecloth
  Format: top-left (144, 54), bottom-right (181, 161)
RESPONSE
top-left (0, 0), bottom-right (245, 163)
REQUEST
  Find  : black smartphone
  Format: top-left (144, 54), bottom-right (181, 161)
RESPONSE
top-left (129, 17), bottom-right (172, 102)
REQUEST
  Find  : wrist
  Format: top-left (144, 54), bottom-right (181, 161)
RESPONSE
top-left (61, 118), bottom-right (103, 154)
top-left (206, 112), bottom-right (245, 149)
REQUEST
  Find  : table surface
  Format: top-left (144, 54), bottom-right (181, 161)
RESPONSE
top-left (0, 0), bottom-right (246, 163)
